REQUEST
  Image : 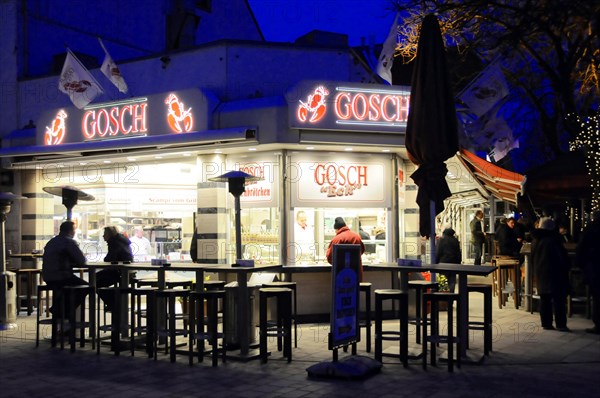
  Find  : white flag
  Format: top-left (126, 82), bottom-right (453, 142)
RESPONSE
top-left (458, 59), bottom-right (509, 117)
top-left (58, 50), bottom-right (103, 109)
top-left (376, 13), bottom-right (400, 84)
top-left (99, 38), bottom-right (128, 94)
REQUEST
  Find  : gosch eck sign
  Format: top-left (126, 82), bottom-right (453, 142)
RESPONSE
top-left (37, 88), bottom-right (213, 146)
top-left (287, 81), bottom-right (410, 133)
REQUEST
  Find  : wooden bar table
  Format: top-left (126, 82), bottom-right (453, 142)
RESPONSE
top-left (199, 263), bottom-right (282, 361)
top-left (369, 262), bottom-right (496, 361)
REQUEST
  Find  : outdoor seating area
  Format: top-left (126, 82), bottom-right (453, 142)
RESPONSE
top-left (11, 261), bottom-right (511, 368)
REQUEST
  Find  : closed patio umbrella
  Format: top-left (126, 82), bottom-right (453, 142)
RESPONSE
top-left (405, 14), bottom-right (459, 252)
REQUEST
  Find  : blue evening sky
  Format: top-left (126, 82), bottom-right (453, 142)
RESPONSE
top-left (248, 0), bottom-right (397, 46)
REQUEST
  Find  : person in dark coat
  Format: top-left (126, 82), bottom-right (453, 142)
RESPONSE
top-left (437, 228), bottom-right (462, 264)
top-left (496, 217), bottom-right (522, 256)
top-left (470, 210), bottom-right (486, 265)
top-left (326, 217), bottom-right (365, 281)
top-left (575, 211), bottom-right (600, 334)
top-left (531, 218), bottom-right (570, 331)
top-left (96, 226), bottom-right (134, 311)
top-left (42, 221), bottom-right (89, 320)
top-left (436, 227), bottom-right (461, 292)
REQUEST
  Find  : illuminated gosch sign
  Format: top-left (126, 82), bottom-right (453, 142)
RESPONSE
top-left (38, 89), bottom-right (205, 146)
top-left (291, 82), bottom-right (410, 133)
top-left (82, 99), bottom-right (148, 140)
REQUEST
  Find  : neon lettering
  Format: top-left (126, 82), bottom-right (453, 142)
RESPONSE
top-left (82, 102), bottom-right (148, 140)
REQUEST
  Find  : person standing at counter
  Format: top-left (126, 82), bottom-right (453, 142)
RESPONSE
top-left (326, 217), bottom-right (365, 280)
top-left (96, 226), bottom-right (134, 312)
top-left (42, 221), bottom-right (89, 321)
top-left (129, 226), bottom-right (151, 258)
top-left (294, 210), bottom-right (315, 261)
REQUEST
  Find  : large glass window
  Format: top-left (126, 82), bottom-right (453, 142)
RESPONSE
top-left (290, 207), bottom-right (389, 264)
top-left (44, 157), bottom-right (197, 262)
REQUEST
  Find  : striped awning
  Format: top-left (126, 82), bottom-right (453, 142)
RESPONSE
top-left (458, 148), bottom-right (524, 205)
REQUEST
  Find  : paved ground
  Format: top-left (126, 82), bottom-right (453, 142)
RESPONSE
top-left (1, 276), bottom-right (599, 398)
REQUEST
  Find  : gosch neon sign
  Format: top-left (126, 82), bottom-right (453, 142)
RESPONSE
top-left (293, 84), bottom-right (410, 132)
top-left (82, 98), bottom-right (148, 140)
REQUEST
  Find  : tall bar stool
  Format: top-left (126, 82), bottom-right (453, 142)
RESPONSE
top-left (202, 280), bottom-right (226, 291)
top-left (188, 289), bottom-right (227, 367)
top-left (259, 287), bottom-right (293, 364)
top-left (130, 286), bottom-right (157, 357)
top-left (154, 288), bottom-right (190, 363)
top-left (408, 280), bottom-right (438, 344)
top-left (466, 283), bottom-right (493, 355)
top-left (262, 281), bottom-right (298, 348)
top-left (35, 284), bottom-right (57, 347)
top-left (422, 292), bottom-right (460, 372)
top-left (492, 256), bottom-right (520, 309)
top-left (359, 282), bottom-right (372, 353)
top-left (61, 285), bottom-right (95, 353)
top-left (96, 286), bottom-right (132, 356)
top-left (374, 289), bottom-right (409, 367)
top-left (13, 268), bottom-right (41, 316)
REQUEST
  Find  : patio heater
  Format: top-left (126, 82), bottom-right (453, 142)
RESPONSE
top-left (0, 192), bottom-right (26, 329)
top-left (208, 171), bottom-right (263, 262)
top-left (42, 185), bottom-right (95, 221)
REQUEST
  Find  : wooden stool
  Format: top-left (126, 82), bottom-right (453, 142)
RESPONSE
top-left (15, 268), bottom-right (41, 316)
top-left (262, 281), bottom-right (298, 348)
top-left (130, 286), bottom-right (157, 357)
top-left (359, 282), bottom-right (372, 353)
top-left (35, 284), bottom-right (57, 347)
top-left (154, 288), bottom-right (190, 363)
top-left (374, 289), bottom-right (409, 367)
top-left (259, 287), bottom-right (293, 364)
top-left (61, 285), bottom-right (95, 353)
top-left (422, 292), bottom-right (460, 372)
top-left (96, 286), bottom-right (132, 356)
top-left (188, 290), bottom-right (227, 367)
top-left (492, 256), bottom-right (520, 309)
top-left (202, 280), bottom-right (226, 290)
top-left (408, 280), bottom-right (438, 344)
top-left (466, 283), bottom-right (493, 355)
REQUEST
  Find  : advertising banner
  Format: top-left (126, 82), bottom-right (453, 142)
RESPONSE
top-left (329, 244), bottom-right (361, 350)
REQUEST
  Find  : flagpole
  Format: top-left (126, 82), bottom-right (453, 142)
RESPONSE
top-left (97, 37), bottom-right (109, 54)
top-left (65, 47), bottom-right (105, 94)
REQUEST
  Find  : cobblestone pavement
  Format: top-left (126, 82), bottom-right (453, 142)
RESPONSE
top-left (1, 281), bottom-right (599, 398)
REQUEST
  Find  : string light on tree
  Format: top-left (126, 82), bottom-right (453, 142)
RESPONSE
top-left (569, 111), bottom-right (600, 210)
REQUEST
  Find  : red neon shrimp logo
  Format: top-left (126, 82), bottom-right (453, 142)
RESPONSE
top-left (44, 109), bottom-right (68, 145)
top-left (165, 93), bottom-right (194, 133)
top-left (297, 86), bottom-right (329, 123)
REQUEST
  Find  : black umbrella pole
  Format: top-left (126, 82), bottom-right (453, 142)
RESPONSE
top-left (429, 200), bottom-right (437, 282)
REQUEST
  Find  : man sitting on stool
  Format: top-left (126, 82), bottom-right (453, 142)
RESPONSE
top-left (42, 221), bottom-right (88, 322)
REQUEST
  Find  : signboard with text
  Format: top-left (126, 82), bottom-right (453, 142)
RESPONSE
top-left (329, 244), bottom-right (361, 350)
top-left (287, 81), bottom-right (410, 133)
top-left (220, 155), bottom-right (279, 208)
top-left (37, 88), bottom-right (215, 146)
top-left (289, 154), bottom-right (391, 208)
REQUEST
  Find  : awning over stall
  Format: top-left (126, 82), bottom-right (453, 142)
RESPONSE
top-left (520, 149), bottom-right (591, 207)
top-left (458, 148), bottom-right (524, 205)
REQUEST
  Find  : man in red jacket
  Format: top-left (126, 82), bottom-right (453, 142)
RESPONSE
top-left (326, 217), bottom-right (366, 280)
